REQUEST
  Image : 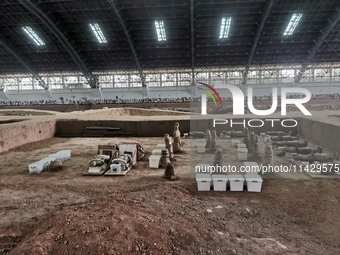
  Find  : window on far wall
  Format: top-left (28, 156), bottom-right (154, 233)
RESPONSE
top-left (178, 73), bottom-right (191, 86)
top-left (130, 74), bottom-right (142, 87)
top-left (114, 74), bottom-right (128, 88)
top-left (161, 73), bottom-right (176, 86)
top-left (18, 77), bottom-right (33, 90)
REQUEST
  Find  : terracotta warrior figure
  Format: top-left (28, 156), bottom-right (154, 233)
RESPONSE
top-left (164, 134), bottom-right (174, 159)
top-left (243, 128), bottom-right (250, 151)
top-left (249, 131), bottom-right (254, 152)
top-left (174, 122), bottom-right (181, 144)
top-left (164, 162), bottom-right (178, 180)
top-left (248, 133), bottom-right (260, 161)
top-left (173, 124), bottom-right (181, 153)
top-left (213, 148), bottom-right (223, 167)
top-left (210, 130), bottom-right (217, 150)
top-left (262, 145), bottom-right (273, 166)
top-left (160, 149), bottom-right (170, 168)
top-left (206, 129), bottom-right (212, 149)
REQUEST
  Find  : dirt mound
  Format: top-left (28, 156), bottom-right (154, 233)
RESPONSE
top-left (0, 110), bottom-right (56, 116)
top-left (78, 108), bottom-right (188, 118)
top-left (10, 184), bottom-right (334, 255)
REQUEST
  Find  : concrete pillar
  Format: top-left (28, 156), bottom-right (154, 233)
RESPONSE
top-left (142, 86), bottom-right (149, 97)
top-left (190, 85), bottom-right (196, 97)
top-left (45, 88), bottom-right (53, 98)
top-left (0, 87), bottom-right (9, 99)
top-left (91, 88), bottom-right (102, 98)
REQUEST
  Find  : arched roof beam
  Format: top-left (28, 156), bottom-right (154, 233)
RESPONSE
top-left (19, 0), bottom-right (98, 88)
top-left (190, 0), bottom-right (195, 86)
top-left (294, 8), bottom-right (340, 83)
top-left (0, 39), bottom-right (48, 89)
top-left (242, 0), bottom-right (276, 85)
top-left (107, 0), bottom-right (146, 87)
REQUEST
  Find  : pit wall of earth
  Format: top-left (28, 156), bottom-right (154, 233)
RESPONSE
top-left (0, 108), bottom-right (339, 153)
top-left (0, 120), bottom-right (56, 153)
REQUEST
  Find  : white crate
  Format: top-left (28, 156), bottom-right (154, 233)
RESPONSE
top-left (149, 155), bottom-right (161, 168)
top-left (53, 152), bottom-right (63, 161)
top-left (212, 174), bottom-right (228, 191)
top-left (244, 174), bottom-right (263, 192)
top-left (237, 148), bottom-right (248, 153)
top-left (237, 143), bottom-right (246, 149)
top-left (38, 161), bottom-right (47, 173)
top-left (49, 153), bottom-right (61, 161)
top-left (196, 173), bottom-right (211, 191)
top-left (237, 148), bottom-right (248, 161)
top-left (228, 174), bottom-right (244, 191)
top-left (88, 167), bottom-right (102, 173)
top-left (196, 139), bottom-right (206, 145)
top-left (243, 162), bottom-right (260, 173)
top-left (301, 161), bottom-right (309, 167)
top-left (110, 164), bottom-right (121, 173)
top-left (231, 139), bottom-right (241, 148)
top-left (36, 160), bottom-right (48, 173)
top-left (28, 163), bottom-right (39, 174)
top-left (45, 155), bottom-right (56, 164)
top-left (152, 149), bottom-right (162, 156)
top-left (197, 144), bottom-right (206, 153)
top-left (58, 150), bottom-right (72, 161)
top-left (238, 153), bottom-right (248, 161)
top-left (156, 144), bottom-right (166, 148)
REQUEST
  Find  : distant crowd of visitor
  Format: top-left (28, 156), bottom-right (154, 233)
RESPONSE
top-left (0, 93), bottom-right (339, 106)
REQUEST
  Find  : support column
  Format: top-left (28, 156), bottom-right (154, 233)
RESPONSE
top-left (0, 87), bottom-right (9, 99)
top-left (142, 86), bottom-right (149, 97)
top-left (91, 88), bottom-right (102, 98)
top-left (45, 88), bottom-right (53, 98)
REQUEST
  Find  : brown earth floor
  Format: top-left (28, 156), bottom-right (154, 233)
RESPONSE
top-left (0, 137), bottom-right (340, 255)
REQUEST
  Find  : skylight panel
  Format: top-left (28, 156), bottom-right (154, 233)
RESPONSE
top-left (22, 26), bottom-right (45, 46)
top-left (89, 23), bottom-right (107, 43)
top-left (155, 20), bottom-right (167, 41)
top-left (283, 13), bottom-right (303, 36)
top-left (219, 17), bottom-right (231, 39)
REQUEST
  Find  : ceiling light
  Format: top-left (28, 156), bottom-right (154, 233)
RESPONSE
top-left (283, 14), bottom-right (303, 36)
top-left (22, 26), bottom-right (45, 46)
top-left (89, 23), bottom-right (107, 43)
top-left (219, 17), bottom-right (231, 39)
top-left (155, 20), bottom-right (167, 41)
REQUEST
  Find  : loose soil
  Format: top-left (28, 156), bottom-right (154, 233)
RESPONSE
top-left (0, 137), bottom-right (339, 255)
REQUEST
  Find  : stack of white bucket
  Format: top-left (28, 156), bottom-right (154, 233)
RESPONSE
top-left (28, 150), bottom-right (71, 174)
